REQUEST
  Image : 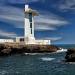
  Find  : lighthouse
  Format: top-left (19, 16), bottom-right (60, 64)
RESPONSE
top-left (15, 5), bottom-right (51, 45)
top-left (24, 5), bottom-right (38, 44)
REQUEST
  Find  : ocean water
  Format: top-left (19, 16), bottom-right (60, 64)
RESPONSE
top-left (56, 44), bottom-right (75, 49)
top-left (0, 52), bottom-right (75, 75)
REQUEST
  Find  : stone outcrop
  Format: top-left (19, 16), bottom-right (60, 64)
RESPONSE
top-left (0, 43), bottom-right (60, 56)
top-left (65, 48), bottom-right (75, 62)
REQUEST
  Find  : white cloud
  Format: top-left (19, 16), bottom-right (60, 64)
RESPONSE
top-left (53, 0), bottom-right (75, 12)
top-left (25, 0), bottom-right (39, 3)
top-left (0, 5), bottom-right (24, 21)
top-left (37, 37), bottom-right (62, 41)
top-left (46, 37), bottom-right (62, 41)
top-left (7, 0), bottom-right (25, 4)
top-left (0, 2), bottom-right (69, 31)
top-left (35, 18), bottom-right (68, 25)
top-left (34, 10), bottom-right (68, 31)
top-left (35, 24), bottom-right (56, 31)
top-left (0, 5), bottom-right (24, 28)
top-left (0, 0), bottom-right (39, 4)
top-left (0, 30), bottom-right (17, 38)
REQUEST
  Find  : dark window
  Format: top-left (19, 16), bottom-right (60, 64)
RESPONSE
top-left (30, 23), bottom-right (32, 28)
top-left (29, 13), bottom-right (33, 34)
top-left (29, 13), bottom-right (32, 22)
top-left (31, 28), bottom-right (32, 34)
top-left (20, 38), bottom-right (24, 42)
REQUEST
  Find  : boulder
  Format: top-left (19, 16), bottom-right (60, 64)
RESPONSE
top-left (65, 48), bottom-right (75, 62)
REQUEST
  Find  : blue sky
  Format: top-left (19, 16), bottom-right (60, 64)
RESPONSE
top-left (0, 0), bottom-right (75, 44)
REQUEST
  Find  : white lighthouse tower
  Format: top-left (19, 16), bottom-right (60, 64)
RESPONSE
top-left (15, 5), bottom-right (51, 45)
top-left (24, 5), bottom-right (38, 44)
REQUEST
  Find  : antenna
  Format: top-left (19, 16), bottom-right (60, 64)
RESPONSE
top-left (25, 0), bottom-right (28, 4)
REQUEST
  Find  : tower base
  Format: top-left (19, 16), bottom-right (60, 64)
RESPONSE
top-left (25, 36), bottom-right (36, 44)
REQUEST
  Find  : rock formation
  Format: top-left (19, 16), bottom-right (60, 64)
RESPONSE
top-left (0, 43), bottom-right (60, 56)
top-left (65, 48), bottom-right (75, 62)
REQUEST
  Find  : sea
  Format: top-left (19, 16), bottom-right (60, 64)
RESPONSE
top-left (0, 44), bottom-right (75, 75)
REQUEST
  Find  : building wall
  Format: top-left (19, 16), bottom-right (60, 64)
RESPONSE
top-left (25, 13), bottom-right (35, 44)
top-left (25, 37), bottom-right (36, 44)
top-left (16, 37), bottom-right (24, 43)
top-left (35, 40), bottom-right (51, 45)
top-left (25, 14), bottom-right (31, 38)
top-left (0, 39), bottom-right (14, 43)
top-left (16, 37), bottom-right (35, 44)
top-left (25, 5), bottom-right (34, 39)
top-left (16, 37), bottom-right (51, 45)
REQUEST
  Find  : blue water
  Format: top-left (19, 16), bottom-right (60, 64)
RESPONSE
top-left (0, 52), bottom-right (75, 75)
top-left (56, 44), bottom-right (75, 49)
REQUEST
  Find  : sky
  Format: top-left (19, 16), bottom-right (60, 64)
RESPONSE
top-left (0, 0), bottom-right (75, 44)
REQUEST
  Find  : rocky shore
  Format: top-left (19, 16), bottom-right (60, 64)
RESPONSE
top-left (0, 43), bottom-right (60, 56)
top-left (65, 48), bottom-right (75, 62)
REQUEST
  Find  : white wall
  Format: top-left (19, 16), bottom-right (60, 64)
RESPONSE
top-left (35, 40), bottom-right (51, 45)
top-left (25, 14), bottom-right (31, 38)
top-left (0, 39), bottom-right (14, 43)
top-left (16, 37), bottom-right (51, 45)
top-left (25, 13), bottom-right (34, 38)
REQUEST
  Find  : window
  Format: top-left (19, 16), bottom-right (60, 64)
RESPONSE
top-left (20, 38), bottom-right (24, 42)
top-left (29, 13), bottom-right (33, 34)
top-left (30, 23), bottom-right (32, 28)
top-left (29, 13), bottom-right (32, 22)
top-left (31, 28), bottom-right (32, 34)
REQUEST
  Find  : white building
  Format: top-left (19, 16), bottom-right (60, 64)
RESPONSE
top-left (24, 5), bottom-right (38, 44)
top-left (35, 40), bottom-right (51, 45)
top-left (16, 36), bottom-right (51, 45)
top-left (0, 39), bottom-right (14, 43)
top-left (15, 5), bottom-right (51, 45)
